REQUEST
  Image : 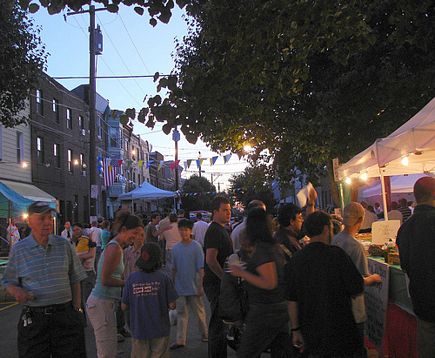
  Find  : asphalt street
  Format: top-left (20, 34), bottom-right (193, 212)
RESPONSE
top-left (0, 300), bottom-right (238, 358)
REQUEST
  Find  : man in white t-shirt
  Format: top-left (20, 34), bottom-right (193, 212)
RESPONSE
top-left (192, 213), bottom-right (209, 247)
top-left (89, 221), bottom-right (102, 269)
top-left (61, 221), bottom-right (73, 242)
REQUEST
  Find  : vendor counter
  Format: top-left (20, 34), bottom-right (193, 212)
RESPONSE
top-left (366, 257), bottom-right (417, 358)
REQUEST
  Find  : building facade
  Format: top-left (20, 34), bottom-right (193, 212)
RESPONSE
top-left (31, 73), bottom-right (90, 224)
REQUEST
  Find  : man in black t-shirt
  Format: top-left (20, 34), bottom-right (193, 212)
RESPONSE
top-left (287, 211), bottom-right (364, 357)
top-left (203, 196), bottom-right (232, 358)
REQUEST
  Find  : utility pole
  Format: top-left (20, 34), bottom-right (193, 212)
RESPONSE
top-left (173, 127), bottom-right (180, 191)
top-left (67, 5), bottom-right (105, 218)
top-left (89, 5), bottom-right (97, 217)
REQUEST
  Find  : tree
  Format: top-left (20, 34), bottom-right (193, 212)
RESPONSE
top-left (21, 0), bottom-right (200, 27)
top-left (0, 1), bottom-right (47, 127)
top-left (143, 0), bottom-right (435, 205)
top-left (181, 175), bottom-right (216, 212)
top-left (229, 165), bottom-right (276, 213)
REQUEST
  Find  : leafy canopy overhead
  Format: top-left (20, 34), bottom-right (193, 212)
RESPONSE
top-left (1, 1), bottom-right (47, 127)
top-left (229, 165), bottom-right (276, 213)
top-left (142, 0), bottom-right (435, 181)
top-left (21, 0), bottom-right (200, 27)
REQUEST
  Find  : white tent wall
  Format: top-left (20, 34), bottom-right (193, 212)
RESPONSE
top-left (337, 97), bottom-right (435, 220)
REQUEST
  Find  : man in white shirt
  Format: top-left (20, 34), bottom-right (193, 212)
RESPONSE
top-left (61, 221), bottom-right (73, 242)
top-left (88, 221), bottom-right (102, 269)
top-left (192, 212), bottom-right (209, 247)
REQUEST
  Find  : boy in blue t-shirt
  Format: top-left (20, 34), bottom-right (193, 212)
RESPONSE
top-left (122, 242), bottom-right (178, 357)
top-left (170, 219), bottom-right (208, 350)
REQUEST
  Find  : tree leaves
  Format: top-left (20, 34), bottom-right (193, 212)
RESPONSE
top-left (134, 6), bottom-right (144, 15)
top-left (28, 3), bottom-right (40, 13)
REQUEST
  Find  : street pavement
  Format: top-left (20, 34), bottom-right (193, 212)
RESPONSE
top-left (0, 300), bottom-right (238, 358)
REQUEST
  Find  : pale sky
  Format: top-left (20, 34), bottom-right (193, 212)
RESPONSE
top-left (30, 5), bottom-right (247, 190)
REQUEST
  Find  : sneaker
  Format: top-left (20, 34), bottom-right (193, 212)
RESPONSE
top-left (117, 333), bottom-right (125, 343)
top-left (170, 343), bottom-right (185, 350)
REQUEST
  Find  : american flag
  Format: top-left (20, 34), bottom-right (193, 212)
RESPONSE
top-left (103, 158), bottom-right (116, 187)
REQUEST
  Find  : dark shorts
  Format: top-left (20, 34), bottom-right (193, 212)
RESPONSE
top-left (18, 302), bottom-right (86, 358)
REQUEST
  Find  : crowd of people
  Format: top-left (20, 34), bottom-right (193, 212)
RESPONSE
top-left (1, 176), bottom-right (434, 358)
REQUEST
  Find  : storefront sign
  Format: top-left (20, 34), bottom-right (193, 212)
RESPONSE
top-left (365, 259), bottom-right (390, 351)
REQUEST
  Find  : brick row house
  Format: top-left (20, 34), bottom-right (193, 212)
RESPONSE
top-left (30, 73), bottom-right (91, 224)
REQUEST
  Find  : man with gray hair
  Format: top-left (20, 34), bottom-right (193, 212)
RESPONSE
top-left (332, 202), bottom-right (382, 356)
top-left (397, 176), bottom-right (435, 358)
top-left (2, 202), bottom-right (87, 357)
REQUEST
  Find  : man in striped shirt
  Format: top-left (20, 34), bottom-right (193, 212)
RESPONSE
top-left (2, 201), bottom-right (87, 358)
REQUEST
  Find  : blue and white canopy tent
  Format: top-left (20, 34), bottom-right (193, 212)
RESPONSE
top-left (118, 182), bottom-right (178, 213)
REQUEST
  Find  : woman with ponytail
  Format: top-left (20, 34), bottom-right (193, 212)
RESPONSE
top-left (86, 211), bottom-right (144, 358)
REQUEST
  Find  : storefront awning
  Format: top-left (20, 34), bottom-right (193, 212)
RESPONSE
top-left (0, 180), bottom-right (56, 218)
top-left (0, 180), bottom-right (56, 203)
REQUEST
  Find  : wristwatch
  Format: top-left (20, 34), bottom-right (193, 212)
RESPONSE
top-left (75, 307), bottom-right (84, 313)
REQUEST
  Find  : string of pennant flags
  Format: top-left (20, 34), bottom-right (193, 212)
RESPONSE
top-left (97, 153), bottom-right (237, 174)
top-left (97, 152), bottom-right (240, 188)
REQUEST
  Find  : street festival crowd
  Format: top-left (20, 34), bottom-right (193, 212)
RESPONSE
top-left (1, 176), bottom-right (435, 358)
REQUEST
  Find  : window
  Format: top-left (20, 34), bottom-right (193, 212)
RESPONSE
top-left (97, 117), bottom-right (103, 138)
top-left (66, 108), bottom-right (72, 129)
top-left (78, 115), bottom-right (84, 130)
top-left (36, 136), bottom-right (44, 164)
top-left (52, 99), bottom-right (59, 122)
top-left (80, 153), bottom-right (86, 176)
top-left (53, 143), bottom-right (60, 168)
top-left (109, 127), bottom-right (119, 148)
top-left (16, 131), bottom-right (24, 163)
top-left (36, 89), bottom-right (43, 115)
top-left (67, 149), bottom-right (72, 173)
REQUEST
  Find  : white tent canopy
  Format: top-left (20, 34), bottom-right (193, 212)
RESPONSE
top-left (338, 97), bottom-right (435, 180)
top-left (118, 182), bottom-right (177, 201)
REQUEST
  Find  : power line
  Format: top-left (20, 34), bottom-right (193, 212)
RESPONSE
top-left (53, 74), bottom-right (171, 80)
top-left (118, 13), bottom-right (152, 74)
top-left (96, 14), bottom-right (147, 96)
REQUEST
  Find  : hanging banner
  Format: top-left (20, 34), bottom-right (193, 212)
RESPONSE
top-left (118, 159), bottom-right (123, 167)
top-left (223, 153), bottom-right (232, 164)
top-left (210, 156), bottom-right (218, 166)
top-left (183, 161), bottom-right (188, 170)
top-left (138, 160), bottom-right (144, 169)
top-left (196, 159), bottom-right (201, 169)
top-left (187, 159), bottom-right (193, 168)
top-left (158, 161), bottom-right (164, 171)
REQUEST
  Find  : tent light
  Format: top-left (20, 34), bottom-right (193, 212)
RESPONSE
top-left (22, 213), bottom-right (28, 220)
top-left (401, 156), bottom-right (409, 166)
top-left (360, 173), bottom-right (368, 181)
top-left (344, 177), bottom-right (352, 185)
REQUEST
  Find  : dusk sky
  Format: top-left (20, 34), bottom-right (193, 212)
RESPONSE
top-left (30, 5), bottom-right (248, 190)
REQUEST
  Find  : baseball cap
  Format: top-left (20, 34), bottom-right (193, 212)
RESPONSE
top-left (342, 202), bottom-right (365, 226)
top-left (28, 201), bottom-right (56, 216)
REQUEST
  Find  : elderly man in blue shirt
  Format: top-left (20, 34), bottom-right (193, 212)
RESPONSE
top-left (2, 201), bottom-right (87, 358)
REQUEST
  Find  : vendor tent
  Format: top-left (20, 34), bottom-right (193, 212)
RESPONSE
top-left (338, 97), bottom-right (435, 180)
top-left (359, 174), bottom-right (426, 199)
top-left (118, 182), bottom-right (177, 201)
top-left (338, 97), bottom-right (435, 218)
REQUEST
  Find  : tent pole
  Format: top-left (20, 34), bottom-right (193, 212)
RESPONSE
top-left (379, 169), bottom-right (389, 221)
top-left (131, 199), bottom-right (134, 214)
top-left (339, 182), bottom-right (345, 211)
